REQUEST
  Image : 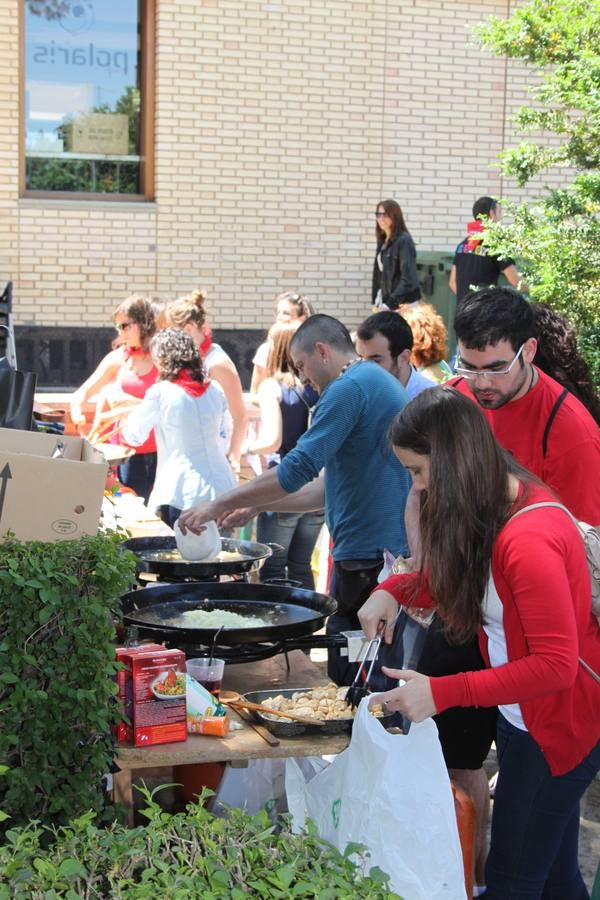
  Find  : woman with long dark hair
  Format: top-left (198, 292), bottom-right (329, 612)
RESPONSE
top-left (359, 388), bottom-right (600, 899)
top-left (532, 302), bottom-right (600, 425)
top-left (372, 199), bottom-right (420, 310)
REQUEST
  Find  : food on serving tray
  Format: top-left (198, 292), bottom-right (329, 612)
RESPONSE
top-left (152, 669), bottom-right (186, 697)
top-left (176, 609), bottom-right (269, 629)
top-left (260, 684), bottom-right (384, 721)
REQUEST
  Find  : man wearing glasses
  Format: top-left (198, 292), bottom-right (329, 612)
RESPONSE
top-left (452, 286), bottom-right (600, 522)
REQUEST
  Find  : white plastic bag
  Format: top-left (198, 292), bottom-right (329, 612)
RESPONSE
top-left (211, 758), bottom-right (287, 821)
top-left (285, 697), bottom-right (466, 900)
top-left (212, 755), bottom-right (331, 824)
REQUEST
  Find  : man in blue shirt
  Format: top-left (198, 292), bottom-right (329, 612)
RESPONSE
top-left (179, 314), bottom-right (410, 681)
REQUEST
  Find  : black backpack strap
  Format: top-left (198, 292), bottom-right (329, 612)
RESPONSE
top-left (542, 388), bottom-right (569, 458)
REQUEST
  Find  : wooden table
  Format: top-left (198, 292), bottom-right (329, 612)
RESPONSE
top-left (113, 651), bottom-right (349, 813)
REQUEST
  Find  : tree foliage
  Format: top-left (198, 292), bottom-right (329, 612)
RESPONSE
top-left (474, 0), bottom-right (600, 384)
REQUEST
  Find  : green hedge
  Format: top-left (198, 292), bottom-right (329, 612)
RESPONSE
top-left (0, 788), bottom-right (400, 898)
top-left (0, 534), bottom-right (136, 828)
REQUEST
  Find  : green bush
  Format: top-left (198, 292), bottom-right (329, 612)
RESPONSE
top-left (0, 788), bottom-right (400, 898)
top-left (0, 534), bottom-right (136, 829)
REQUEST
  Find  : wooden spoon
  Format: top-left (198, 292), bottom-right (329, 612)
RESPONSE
top-left (222, 697), bottom-right (326, 727)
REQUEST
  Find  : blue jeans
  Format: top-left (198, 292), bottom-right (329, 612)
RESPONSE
top-left (256, 510), bottom-right (324, 589)
top-left (486, 714), bottom-right (600, 899)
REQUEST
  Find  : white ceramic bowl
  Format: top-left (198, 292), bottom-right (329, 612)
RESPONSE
top-left (173, 518), bottom-right (221, 561)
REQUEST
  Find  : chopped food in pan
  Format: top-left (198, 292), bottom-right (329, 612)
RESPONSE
top-left (260, 684), bottom-right (384, 721)
top-left (171, 609), bottom-right (270, 629)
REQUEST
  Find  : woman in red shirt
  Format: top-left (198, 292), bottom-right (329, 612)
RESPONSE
top-left (70, 295), bottom-right (159, 502)
top-left (359, 387), bottom-right (600, 900)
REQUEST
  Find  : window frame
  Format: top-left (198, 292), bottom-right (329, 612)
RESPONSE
top-left (19, 0), bottom-right (155, 202)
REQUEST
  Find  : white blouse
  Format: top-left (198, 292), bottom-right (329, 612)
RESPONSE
top-left (482, 571), bottom-right (527, 731)
top-left (122, 379), bottom-right (236, 512)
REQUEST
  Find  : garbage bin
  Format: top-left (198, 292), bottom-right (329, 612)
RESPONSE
top-left (415, 250), bottom-right (456, 357)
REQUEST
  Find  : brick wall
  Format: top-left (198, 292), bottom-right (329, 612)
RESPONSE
top-left (1, 0), bottom-right (571, 339)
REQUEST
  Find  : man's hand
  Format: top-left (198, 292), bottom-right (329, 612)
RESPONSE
top-left (369, 668), bottom-right (436, 722)
top-left (178, 500), bottom-right (222, 534)
top-left (357, 589), bottom-right (399, 644)
top-left (217, 507), bottom-right (256, 529)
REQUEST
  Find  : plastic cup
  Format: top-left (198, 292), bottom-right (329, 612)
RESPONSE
top-left (186, 657), bottom-right (225, 696)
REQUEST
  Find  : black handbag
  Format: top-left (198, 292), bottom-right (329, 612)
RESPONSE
top-left (0, 358), bottom-right (37, 430)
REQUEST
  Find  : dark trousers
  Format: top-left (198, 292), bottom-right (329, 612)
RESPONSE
top-left (117, 451), bottom-right (157, 505)
top-left (486, 714), bottom-right (600, 899)
top-left (256, 510), bottom-right (324, 589)
top-left (158, 505), bottom-right (182, 529)
top-left (326, 559), bottom-right (383, 685)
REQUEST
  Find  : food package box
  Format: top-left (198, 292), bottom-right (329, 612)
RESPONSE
top-left (0, 428), bottom-right (107, 542)
top-left (114, 644), bottom-right (165, 744)
top-left (124, 647), bottom-right (187, 747)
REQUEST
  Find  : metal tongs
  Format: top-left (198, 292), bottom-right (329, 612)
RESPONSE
top-left (344, 632), bottom-right (383, 710)
top-left (344, 610), bottom-right (402, 709)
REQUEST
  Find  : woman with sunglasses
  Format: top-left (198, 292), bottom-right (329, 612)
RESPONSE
top-left (250, 291), bottom-right (315, 394)
top-left (359, 387), bottom-right (600, 900)
top-left (70, 294), bottom-right (159, 501)
top-left (372, 199), bottom-right (421, 311)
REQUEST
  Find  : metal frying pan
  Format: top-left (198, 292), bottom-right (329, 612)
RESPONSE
top-left (122, 535), bottom-right (276, 579)
top-left (120, 580), bottom-right (337, 645)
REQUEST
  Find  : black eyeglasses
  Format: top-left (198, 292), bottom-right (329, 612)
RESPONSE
top-left (375, 211), bottom-right (389, 219)
top-left (116, 321), bottom-right (133, 332)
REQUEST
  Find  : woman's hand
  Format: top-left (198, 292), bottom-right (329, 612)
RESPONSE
top-left (358, 589), bottom-right (399, 643)
top-left (228, 455), bottom-right (242, 479)
top-left (70, 402), bottom-right (86, 428)
top-left (369, 668), bottom-right (436, 723)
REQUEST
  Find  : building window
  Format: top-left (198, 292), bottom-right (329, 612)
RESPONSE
top-left (22, 0), bottom-right (154, 199)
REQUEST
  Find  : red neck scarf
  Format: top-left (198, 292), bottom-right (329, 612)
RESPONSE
top-left (172, 368), bottom-right (211, 397)
top-left (465, 219), bottom-right (486, 251)
top-left (124, 346), bottom-right (148, 359)
top-left (199, 325), bottom-right (212, 357)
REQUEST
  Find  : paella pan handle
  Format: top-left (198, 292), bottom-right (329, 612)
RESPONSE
top-left (265, 542), bottom-right (285, 553)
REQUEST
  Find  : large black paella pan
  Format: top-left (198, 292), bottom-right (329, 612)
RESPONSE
top-left (122, 535), bottom-right (277, 579)
top-left (120, 580), bottom-right (338, 646)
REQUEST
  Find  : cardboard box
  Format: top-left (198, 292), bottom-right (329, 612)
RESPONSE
top-left (0, 428), bottom-right (108, 542)
top-left (123, 647), bottom-right (187, 747)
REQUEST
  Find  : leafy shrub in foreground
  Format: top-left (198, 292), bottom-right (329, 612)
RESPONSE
top-left (0, 534), bottom-right (136, 829)
top-left (0, 788), bottom-right (400, 899)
